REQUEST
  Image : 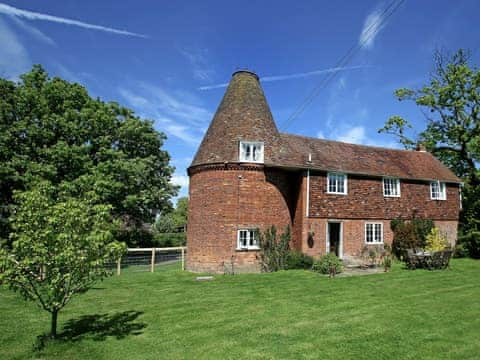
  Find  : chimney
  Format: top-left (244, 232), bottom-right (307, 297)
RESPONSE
top-left (416, 143), bottom-right (427, 152)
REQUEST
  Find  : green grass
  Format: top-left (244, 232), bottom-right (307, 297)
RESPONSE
top-left (1, 259), bottom-right (480, 359)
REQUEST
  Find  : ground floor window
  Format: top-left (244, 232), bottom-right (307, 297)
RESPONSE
top-left (237, 229), bottom-right (259, 250)
top-left (365, 223), bottom-right (383, 244)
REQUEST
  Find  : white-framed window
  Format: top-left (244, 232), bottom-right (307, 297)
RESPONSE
top-left (327, 172), bottom-right (347, 195)
top-left (239, 141), bottom-right (264, 163)
top-left (383, 177), bottom-right (401, 197)
top-left (430, 181), bottom-right (446, 200)
top-left (237, 229), bottom-right (259, 250)
top-left (365, 223), bottom-right (383, 244)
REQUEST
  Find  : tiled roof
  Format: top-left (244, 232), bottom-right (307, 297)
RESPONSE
top-left (191, 70), bottom-right (284, 167)
top-left (275, 133), bottom-right (461, 183)
top-left (190, 71), bottom-right (461, 184)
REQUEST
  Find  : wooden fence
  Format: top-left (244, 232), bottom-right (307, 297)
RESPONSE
top-left (115, 247), bottom-right (186, 275)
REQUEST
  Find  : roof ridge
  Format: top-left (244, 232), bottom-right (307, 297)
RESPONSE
top-left (279, 132), bottom-right (416, 153)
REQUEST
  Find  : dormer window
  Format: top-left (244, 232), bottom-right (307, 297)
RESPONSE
top-left (239, 141), bottom-right (264, 163)
top-left (430, 181), bottom-right (446, 200)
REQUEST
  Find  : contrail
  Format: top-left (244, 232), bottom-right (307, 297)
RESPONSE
top-left (198, 65), bottom-right (367, 90)
top-left (0, 3), bottom-right (147, 38)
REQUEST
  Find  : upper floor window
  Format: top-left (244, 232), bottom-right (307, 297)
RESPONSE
top-left (430, 181), bottom-right (446, 200)
top-left (239, 141), bottom-right (264, 163)
top-left (365, 223), bottom-right (383, 244)
top-left (383, 177), bottom-right (400, 197)
top-left (237, 229), bottom-right (259, 250)
top-left (327, 172), bottom-right (347, 195)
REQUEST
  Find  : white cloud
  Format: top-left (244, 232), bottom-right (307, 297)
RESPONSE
top-left (359, 7), bottom-right (386, 49)
top-left (336, 126), bottom-right (367, 144)
top-left (199, 65), bottom-right (366, 90)
top-left (119, 84), bottom-right (211, 146)
top-left (9, 16), bottom-right (56, 45)
top-left (171, 174), bottom-right (189, 188)
top-left (0, 3), bottom-right (146, 38)
top-left (179, 47), bottom-right (214, 82)
top-left (320, 124), bottom-right (399, 149)
top-left (0, 17), bottom-right (30, 80)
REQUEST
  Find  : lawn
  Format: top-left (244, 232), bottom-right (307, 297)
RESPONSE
top-left (1, 259), bottom-right (480, 359)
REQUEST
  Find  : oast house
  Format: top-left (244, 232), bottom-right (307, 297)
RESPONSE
top-left (186, 70), bottom-right (461, 273)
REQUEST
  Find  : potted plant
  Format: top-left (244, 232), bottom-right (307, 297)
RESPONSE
top-left (383, 255), bottom-right (392, 272)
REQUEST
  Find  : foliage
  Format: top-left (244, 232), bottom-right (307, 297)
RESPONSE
top-left (457, 231), bottom-right (480, 259)
top-left (383, 255), bottom-right (392, 271)
top-left (390, 218), bottom-right (433, 258)
top-left (285, 250), bottom-right (314, 270)
top-left (411, 218), bottom-right (435, 244)
top-left (258, 226), bottom-right (291, 272)
top-left (379, 49), bottom-right (480, 234)
top-left (424, 228), bottom-right (449, 252)
top-left (0, 66), bottom-right (178, 246)
top-left (391, 222), bottom-right (420, 259)
top-left (312, 253), bottom-right (343, 275)
top-left (453, 242), bottom-right (469, 258)
top-left (154, 213), bottom-right (177, 233)
top-left (153, 233), bottom-right (186, 247)
top-left (0, 182), bottom-right (126, 338)
top-left (154, 197), bottom-right (188, 234)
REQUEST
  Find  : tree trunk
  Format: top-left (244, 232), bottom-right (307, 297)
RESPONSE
top-left (51, 309), bottom-right (58, 338)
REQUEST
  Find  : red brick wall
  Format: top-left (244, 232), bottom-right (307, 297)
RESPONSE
top-left (299, 219), bottom-right (394, 258)
top-left (187, 166), bottom-right (294, 273)
top-left (309, 172), bottom-right (460, 220)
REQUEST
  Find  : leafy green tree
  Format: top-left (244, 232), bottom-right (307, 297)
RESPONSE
top-left (154, 196), bottom-right (188, 233)
top-left (172, 197), bottom-right (188, 228)
top-left (0, 65), bottom-right (178, 246)
top-left (379, 49), bottom-right (480, 232)
top-left (0, 182), bottom-right (126, 338)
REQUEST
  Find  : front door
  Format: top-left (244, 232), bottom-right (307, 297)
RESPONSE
top-left (328, 222), bottom-right (342, 258)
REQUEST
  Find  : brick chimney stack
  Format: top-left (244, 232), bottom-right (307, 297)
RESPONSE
top-left (416, 143), bottom-right (427, 152)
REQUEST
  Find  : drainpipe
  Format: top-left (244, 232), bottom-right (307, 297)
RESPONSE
top-left (306, 153), bottom-right (311, 218)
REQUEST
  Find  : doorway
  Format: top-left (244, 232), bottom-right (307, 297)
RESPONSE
top-left (327, 222), bottom-right (343, 258)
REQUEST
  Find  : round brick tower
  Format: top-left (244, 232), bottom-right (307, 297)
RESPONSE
top-left (187, 70), bottom-right (296, 273)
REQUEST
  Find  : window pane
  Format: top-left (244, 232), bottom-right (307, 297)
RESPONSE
top-left (239, 231), bottom-right (247, 248)
top-left (337, 175), bottom-right (344, 193)
top-left (245, 144), bottom-right (251, 160)
top-left (366, 224), bottom-right (372, 243)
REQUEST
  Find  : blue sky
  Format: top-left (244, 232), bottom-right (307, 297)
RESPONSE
top-left (1, 0), bottom-right (479, 199)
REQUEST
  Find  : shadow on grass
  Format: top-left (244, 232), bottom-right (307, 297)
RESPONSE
top-left (35, 311), bottom-right (146, 350)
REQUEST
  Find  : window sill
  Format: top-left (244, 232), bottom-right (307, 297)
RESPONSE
top-left (365, 242), bottom-right (384, 245)
top-left (431, 198), bottom-right (446, 201)
top-left (326, 192), bottom-right (347, 196)
top-left (239, 160), bottom-right (264, 164)
top-left (235, 248), bottom-right (260, 252)
top-left (384, 195), bottom-right (401, 198)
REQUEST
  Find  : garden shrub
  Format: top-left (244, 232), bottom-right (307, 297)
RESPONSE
top-left (285, 250), bottom-right (314, 269)
top-left (153, 232), bottom-right (186, 247)
top-left (424, 228), bottom-right (449, 252)
top-left (312, 253), bottom-right (343, 275)
top-left (391, 219), bottom-right (433, 259)
top-left (258, 226), bottom-right (291, 272)
top-left (453, 242), bottom-right (469, 258)
top-left (457, 231), bottom-right (480, 259)
top-left (391, 222), bottom-right (419, 259)
top-left (411, 218), bottom-right (434, 245)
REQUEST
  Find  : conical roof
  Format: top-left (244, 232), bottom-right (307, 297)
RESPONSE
top-left (191, 70), bottom-right (285, 167)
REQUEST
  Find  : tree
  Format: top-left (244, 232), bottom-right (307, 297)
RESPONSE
top-left (379, 49), bottom-right (480, 232)
top-left (0, 182), bottom-right (126, 338)
top-left (0, 66), bottom-right (178, 246)
top-left (154, 196), bottom-right (188, 233)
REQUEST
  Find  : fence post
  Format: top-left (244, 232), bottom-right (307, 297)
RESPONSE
top-left (151, 248), bottom-right (156, 273)
top-left (181, 247), bottom-right (185, 271)
top-left (117, 257), bottom-right (121, 276)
